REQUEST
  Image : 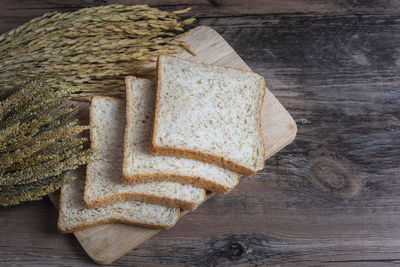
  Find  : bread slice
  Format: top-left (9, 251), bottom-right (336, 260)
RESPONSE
top-left (150, 55), bottom-right (266, 176)
top-left (58, 169), bottom-right (179, 233)
top-left (84, 96), bottom-right (206, 211)
top-left (123, 77), bottom-right (239, 194)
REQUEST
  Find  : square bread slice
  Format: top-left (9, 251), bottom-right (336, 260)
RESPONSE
top-left (150, 55), bottom-right (266, 176)
top-left (58, 169), bottom-right (179, 233)
top-left (123, 77), bottom-right (240, 194)
top-left (84, 96), bottom-right (206, 211)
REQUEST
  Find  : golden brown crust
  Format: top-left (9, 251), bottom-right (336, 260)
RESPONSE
top-left (123, 171), bottom-right (238, 195)
top-left (83, 189), bottom-right (201, 211)
top-left (151, 55), bottom-right (266, 176)
top-left (149, 144), bottom-right (255, 176)
top-left (122, 76), bottom-right (134, 198)
top-left (58, 216), bottom-right (173, 234)
top-left (123, 74), bottom-right (238, 193)
top-left (258, 77), bottom-right (267, 167)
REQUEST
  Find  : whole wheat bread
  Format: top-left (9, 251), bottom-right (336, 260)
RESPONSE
top-left (151, 55), bottom-right (266, 175)
top-left (58, 168), bottom-right (179, 233)
top-left (84, 96), bottom-right (206, 210)
top-left (123, 77), bottom-right (239, 194)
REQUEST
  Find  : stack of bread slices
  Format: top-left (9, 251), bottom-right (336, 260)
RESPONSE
top-left (58, 55), bottom-right (266, 232)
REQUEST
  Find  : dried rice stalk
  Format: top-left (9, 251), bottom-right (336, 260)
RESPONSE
top-left (0, 5), bottom-right (195, 100)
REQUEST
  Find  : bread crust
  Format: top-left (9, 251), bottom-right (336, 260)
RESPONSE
top-left (257, 76), bottom-right (267, 167)
top-left (123, 170), bottom-right (239, 195)
top-left (57, 180), bottom-right (68, 233)
top-left (123, 76), bottom-right (239, 193)
top-left (85, 95), bottom-right (203, 211)
top-left (84, 184), bottom-right (202, 211)
top-left (151, 55), bottom-right (266, 176)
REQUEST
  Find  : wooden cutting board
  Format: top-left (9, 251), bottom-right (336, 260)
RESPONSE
top-left (51, 26), bottom-right (297, 265)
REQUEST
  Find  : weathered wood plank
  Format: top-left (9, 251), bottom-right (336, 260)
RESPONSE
top-left (1, 1), bottom-right (400, 266)
top-left (2, 0), bottom-right (400, 33)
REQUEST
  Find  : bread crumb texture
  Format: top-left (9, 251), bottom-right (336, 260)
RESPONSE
top-left (124, 77), bottom-right (239, 193)
top-left (85, 97), bottom-right (206, 210)
top-left (154, 56), bottom-right (265, 174)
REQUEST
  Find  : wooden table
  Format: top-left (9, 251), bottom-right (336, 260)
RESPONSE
top-left (1, 1), bottom-right (399, 266)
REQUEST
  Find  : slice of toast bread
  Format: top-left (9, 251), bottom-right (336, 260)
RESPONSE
top-left (151, 55), bottom-right (266, 176)
top-left (58, 169), bottom-right (179, 233)
top-left (123, 77), bottom-right (240, 194)
top-left (84, 96), bottom-right (206, 211)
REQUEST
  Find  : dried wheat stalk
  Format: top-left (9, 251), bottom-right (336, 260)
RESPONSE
top-left (0, 81), bottom-right (94, 206)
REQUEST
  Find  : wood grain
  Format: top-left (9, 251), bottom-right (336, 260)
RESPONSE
top-left (2, 0), bottom-right (400, 33)
top-left (1, 1), bottom-right (400, 266)
top-left (48, 26), bottom-right (296, 265)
